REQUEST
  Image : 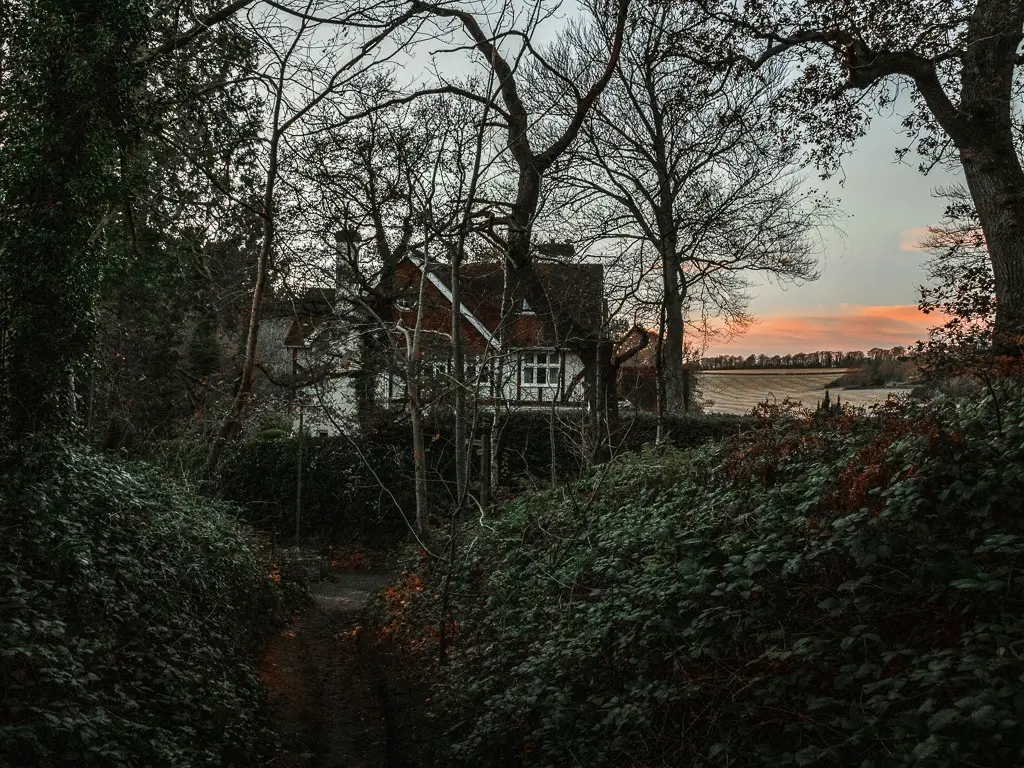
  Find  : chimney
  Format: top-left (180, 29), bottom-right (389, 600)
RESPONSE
top-left (334, 228), bottom-right (361, 290)
top-left (536, 240), bottom-right (575, 261)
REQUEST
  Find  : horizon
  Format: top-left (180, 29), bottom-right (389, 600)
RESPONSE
top-left (701, 303), bottom-right (937, 358)
top-left (698, 101), bottom-right (961, 359)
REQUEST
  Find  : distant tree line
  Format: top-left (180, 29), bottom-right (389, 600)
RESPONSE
top-left (699, 346), bottom-right (912, 370)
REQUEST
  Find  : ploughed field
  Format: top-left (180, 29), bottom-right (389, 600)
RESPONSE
top-left (696, 369), bottom-right (912, 415)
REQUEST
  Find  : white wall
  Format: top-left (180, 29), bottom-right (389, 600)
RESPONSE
top-left (293, 329), bottom-right (361, 436)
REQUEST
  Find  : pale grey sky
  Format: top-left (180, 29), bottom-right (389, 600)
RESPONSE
top-left (749, 114), bottom-right (963, 318)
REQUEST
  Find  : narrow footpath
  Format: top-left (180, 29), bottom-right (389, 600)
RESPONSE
top-left (259, 573), bottom-right (397, 768)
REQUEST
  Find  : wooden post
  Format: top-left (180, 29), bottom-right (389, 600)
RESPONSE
top-left (295, 405), bottom-right (304, 543)
top-left (479, 426), bottom-right (491, 507)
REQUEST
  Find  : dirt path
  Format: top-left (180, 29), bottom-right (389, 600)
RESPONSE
top-left (259, 573), bottom-right (395, 768)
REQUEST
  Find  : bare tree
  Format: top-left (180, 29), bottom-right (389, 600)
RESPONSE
top-left (290, 82), bottom-right (436, 427)
top-left (404, 0), bottom-right (631, 478)
top-left (409, 0), bottom-right (628, 328)
top-left (206, 0), bottom-right (419, 473)
top-left (549, 1), bottom-right (825, 415)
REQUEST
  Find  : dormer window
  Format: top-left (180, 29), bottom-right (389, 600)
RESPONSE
top-left (521, 298), bottom-right (535, 315)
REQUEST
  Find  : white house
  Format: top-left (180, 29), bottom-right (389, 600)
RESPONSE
top-left (268, 235), bottom-right (609, 435)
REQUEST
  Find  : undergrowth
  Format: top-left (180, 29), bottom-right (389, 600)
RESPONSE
top-left (426, 387), bottom-right (1024, 766)
top-left (0, 438), bottom-right (281, 767)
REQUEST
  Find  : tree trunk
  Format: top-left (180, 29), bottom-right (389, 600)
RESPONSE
top-left (505, 166), bottom-right (565, 339)
top-left (3, 1), bottom-right (145, 437)
top-left (958, 137), bottom-right (1024, 353)
top-left (409, 221), bottom-right (432, 535)
top-left (410, 388), bottom-right (430, 534)
top-left (479, 425), bottom-right (491, 505)
top-left (489, 410), bottom-right (502, 492)
top-left (580, 340), bottom-right (616, 464)
top-left (206, 69), bottom-right (286, 475)
top-left (489, 259), bottom-right (512, 493)
top-left (450, 249), bottom-right (468, 507)
top-left (600, 339), bottom-right (619, 451)
top-left (654, 304), bottom-right (667, 445)
top-left (206, 130), bottom-right (277, 475)
top-left (660, 236), bottom-right (687, 413)
top-left (918, 0), bottom-right (1024, 353)
top-left (648, 58), bottom-right (688, 415)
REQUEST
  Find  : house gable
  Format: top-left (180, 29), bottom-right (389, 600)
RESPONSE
top-left (393, 259), bottom-right (492, 353)
top-left (394, 256), bottom-right (606, 349)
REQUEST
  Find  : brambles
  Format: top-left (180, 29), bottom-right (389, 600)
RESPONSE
top-left (433, 387), bottom-right (1024, 766)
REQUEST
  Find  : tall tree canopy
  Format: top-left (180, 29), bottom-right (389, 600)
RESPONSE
top-left (0, 0), bottom-right (151, 435)
top-left (702, 0), bottom-right (1024, 352)
top-left (0, 0), bottom-right (258, 438)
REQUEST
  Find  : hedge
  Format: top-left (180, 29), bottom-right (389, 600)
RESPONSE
top-left (0, 439), bottom-right (279, 768)
top-left (216, 411), bottom-right (747, 542)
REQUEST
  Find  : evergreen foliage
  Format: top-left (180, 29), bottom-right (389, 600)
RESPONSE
top-left (436, 390), bottom-right (1024, 766)
top-left (218, 430), bottom-right (420, 544)
top-left (0, 0), bottom-right (151, 434)
top-left (0, 439), bottom-right (278, 767)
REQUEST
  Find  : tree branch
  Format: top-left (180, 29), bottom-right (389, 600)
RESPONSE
top-left (142, 0), bottom-right (255, 63)
top-left (536, 0), bottom-right (631, 167)
top-left (411, 0), bottom-right (533, 161)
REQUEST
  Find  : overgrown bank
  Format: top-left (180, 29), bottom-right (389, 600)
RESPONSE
top-left (0, 439), bottom-right (280, 768)
top-left (392, 388), bottom-right (1024, 766)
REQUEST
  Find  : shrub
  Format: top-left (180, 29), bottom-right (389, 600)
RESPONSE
top-left (827, 358), bottom-right (918, 388)
top-left (438, 388), bottom-right (1024, 767)
top-left (216, 412), bottom-right (746, 542)
top-left (217, 431), bottom-right (424, 545)
top-left (0, 438), bottom-right (279, 768)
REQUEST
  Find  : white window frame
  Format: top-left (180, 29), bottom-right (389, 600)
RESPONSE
top-left (423, 358), bottom-right (449, 381)
top-left (520, 351), bottom-right (562, 402)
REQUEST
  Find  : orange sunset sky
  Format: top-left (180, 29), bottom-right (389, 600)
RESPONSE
top-left (703, 110), bottom-right (962, 358)
top-left (705, 304), bottom-right (938, 357)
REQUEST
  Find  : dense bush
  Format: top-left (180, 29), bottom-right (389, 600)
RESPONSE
top-left (0, 439), bottom-right (279, 768)
top-left (217, 429), bottom-right (425, 544)
top-left (438, 389), bottom-right (1024, 766)
top-left (495, 410), bottom-right (748, 485)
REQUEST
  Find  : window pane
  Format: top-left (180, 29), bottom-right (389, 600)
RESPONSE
top-left (524, 369), bottom-right (533, 384)
top-left (537, 368), bottom-right (546, 384)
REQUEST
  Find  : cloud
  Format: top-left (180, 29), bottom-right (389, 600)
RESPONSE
top-left (704, 304), bottom-right (941, 357)
top-left (899, 226), bottom-right (932, 252)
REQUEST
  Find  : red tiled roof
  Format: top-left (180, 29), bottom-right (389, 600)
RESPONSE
top-left (401, 259), bottom-right (605, 346)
